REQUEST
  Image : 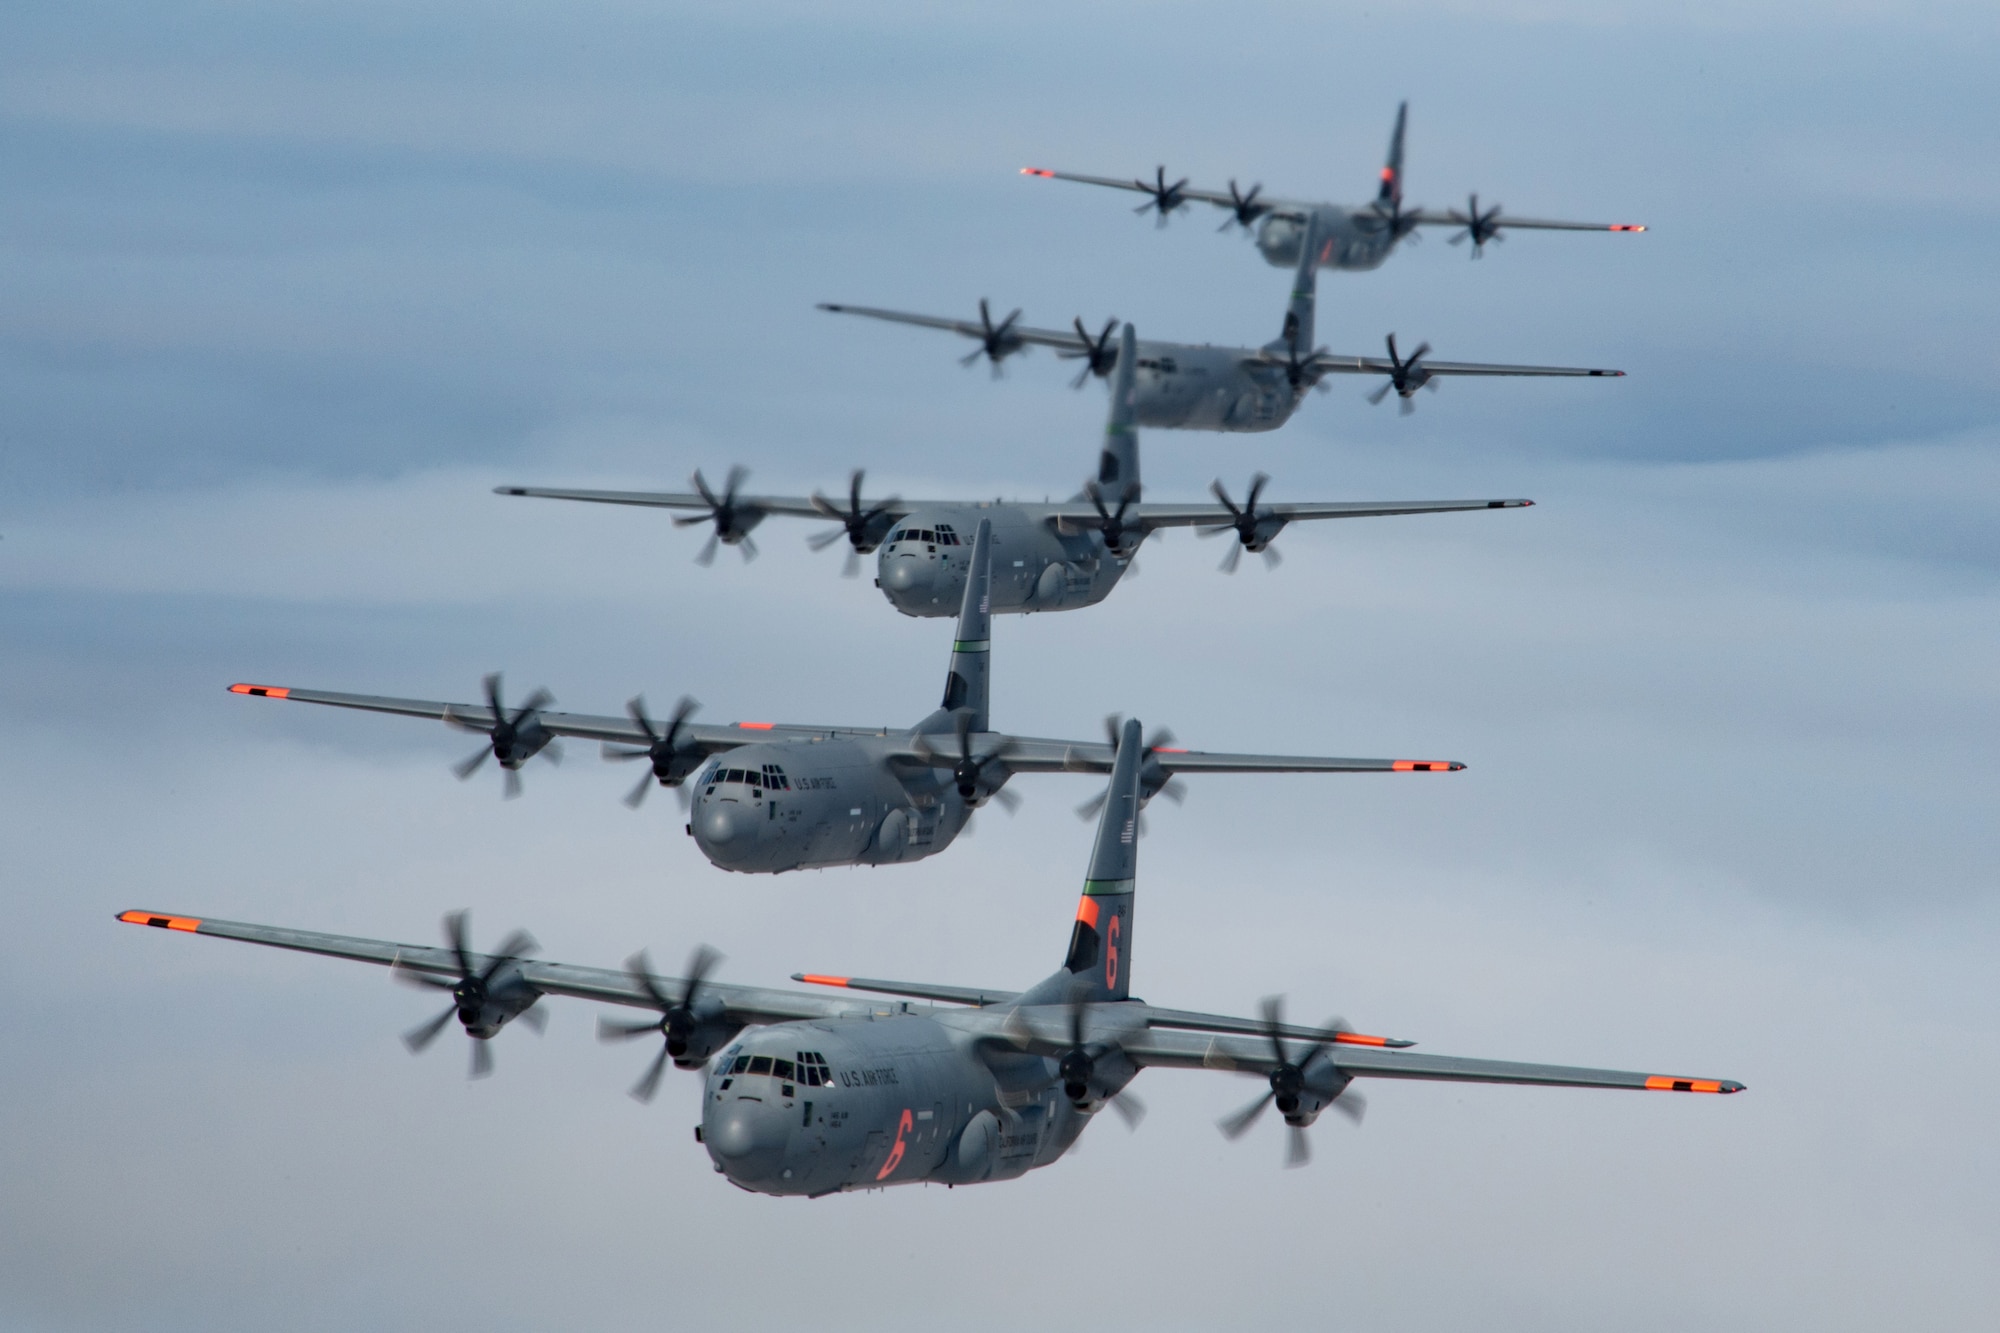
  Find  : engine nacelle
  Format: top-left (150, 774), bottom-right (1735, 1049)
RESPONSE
top-left (457, 962), bottom-right (542, 1039)
top-left (669, 995), bottom-right (740, 1070)
top-left (1278, 1052), bottom-right (1354, 1128)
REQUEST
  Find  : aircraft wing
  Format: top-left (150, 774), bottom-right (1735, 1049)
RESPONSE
top-left (1122, 1025), bottom-right (1742, 1094)
top-left (1019, 167), bottom-right (1311, 220)
top-left (226, 682), bottom-right (878, 750)
top-left (1032, 497), bottom-right (1531, 531)
top-left (1406, 209), bottom-right (1647, 234)
top-left (1303, 352), bottom-right (1624, 380)
top-left (953, 733), bottom-right (1464, 776)
top-left (491, 485), bottom-right (847, 519)
top-left (115, 910), bottom-right (856, 1026)
top-left (817, 303), bottom-right (1097, 354)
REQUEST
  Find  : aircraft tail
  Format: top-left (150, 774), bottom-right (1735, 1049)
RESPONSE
top-left (1377, 101), bottom-right (1407, 207)
top-left (935, 517), bottom-right (993, 732)
top-left (1060, 717), bottom-right (1142, 1001)
top-left (1270, 214), bottom-right (1324, 356)
top-left (1095, 324), bottom-right (1140, 496)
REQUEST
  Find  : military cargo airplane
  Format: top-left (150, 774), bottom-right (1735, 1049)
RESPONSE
top-left (116, 721), bottom-right (1740, 1192)
top-left (1023, 101), bottom-right (1646, 271)
top-left (497, 325), bottom-right (1533, 615)
top-left (229, 521), bottom-right (1462, 874)
top-left (819, 216), bottom-right (1622, 428)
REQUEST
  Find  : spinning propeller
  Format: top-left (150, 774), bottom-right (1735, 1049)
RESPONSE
top-left (597, 946), bottom-right (722, 1103)
top-left (1366, 334), bottom-right (1435, 414)
top-left (1083, 482), bottom-right (1144, 558)
top-left (808, 469), bottom-right (900, 576)
top-left (1217, 996), bottom-right (1366, 1168)
top-left (1199, 473), bottom-right (1284, 572)
top-left (1055, 998), bottom-right (1146, 1129)
top-left (602, 694), bottom-right (701, 809)
top-left (1365, 194), bottom-right (1423, 245)
top-left (674, 466), bottom-right (759, 564)
top-left (1447, 193), bottom-right (1505, 256)
top-left (1075, 714), bottom-right (1186, 824)
top-left (959, 299), bottom-right (1023, 377)
top-left (1057, 317), bottom-right (1120, 388)
top-left (916, 709), bottom-right (1020, 812)
top-left (394, 912), bottom-right (543, 1080)
top-left (1218, 180), bottom-right (1269, 233)
top-left (448, 673), bottom-right (558, 799)
top-left (1133, 166), bottom-right (1189, 225)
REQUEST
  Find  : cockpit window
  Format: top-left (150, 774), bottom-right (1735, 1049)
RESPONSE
top-left (773, 1059), bottom-right (796, 1081)
top-left (730, 1055), bottom-right (750, 1074)
top-left (795, 1051), bottom-right (833, 1086)
top-left (747, 1055), bottom-right (773, 1076)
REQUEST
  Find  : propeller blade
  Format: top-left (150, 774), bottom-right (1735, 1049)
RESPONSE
top-left (516, 1004), bottom-right (547, 1035)
top-left (1109, 1089), bottom-right (1147, 1130)
top-left (1399, 396), bottom-right (1416, 417)
top-left (721, 465), bottom-right (748, 504)
top-left (991, 785), bottom-right (1022, 814)
top-left (1367, 382), bottom-right (1393, 406)
top-left (807, 526), bottom-right (846, 551)
top-left (1219, 1088), bottom-right (1276, 1140)
top-left (444, 912), bottom-right (475, 981)
top-left (540, 739), bottom-right (563, 767)
top-left (484, 930), bottom-right (537, 975)
top-left (630, 1042), bottom-right (672, 1103)
top-left (695, 533), bottom-right (719, 566)
top-left (1220, 542), bottom-right (1243, 574)
top-left (842, 548), bottom-right (861, 578)
top-left (624, 772), bottom-right (653, 809)
top-left (403, 1004), bottom-right (457, 1054)
top-left (1286, 1124), bottom-right (1312, 1168)
top-left (598, 1014), bottom-right (665, 1041)
top-left (1332, 1088), bottom-right (1368, 1125)
top-left (738, 535), bottom-right (758, 562)
top-left (1074, 788), bottom-right (1108, 821)
top-left (469, 1038), bottom-right (494, 1080)
top-left (1157, 776), bottom-right (1188, 805)
top-left (1261, 546), bottom-right (1283, 570)
top-left (603, 744), bottom-right (649, 762)
top-left (453, 747), bottom-right (492, 779)
top-left (503, 768), bottom-right (523, 800)
top-left (391, 963), bottom-right (456, 992)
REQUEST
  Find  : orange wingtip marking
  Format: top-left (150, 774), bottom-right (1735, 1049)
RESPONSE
top-left (1021, 167), bottom-right (1055, 177)
top-left (228, 683), bottom-right (290, 699)
top-left (1608, 224), bottom-right (1647, 232)
top-left (1333, 1032), bottom-right (1392, 1047)
top-left (798, 974), bottom-right (851, 988)
top-left (1154, 746), bottom-right (1187, 753)
top-left (1645, 1076), bottom-right (1732, 1093)
top-left (119, 911), bottom-right (201, 932)
top-left (1074, 897), bottom-right (1101, 928)
top-left (1391, 760), bottom-right (1460, 772)
top-left (735, 722), bottom-right (775, 730)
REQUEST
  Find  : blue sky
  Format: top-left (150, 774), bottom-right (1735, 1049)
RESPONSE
top-left (2, 3), bottom-right (1996, 1330)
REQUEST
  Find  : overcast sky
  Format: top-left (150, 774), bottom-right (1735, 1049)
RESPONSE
top-left (2, 3), bottom-right (1997, 1330)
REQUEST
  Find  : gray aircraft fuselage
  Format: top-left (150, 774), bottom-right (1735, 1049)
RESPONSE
top-left (1110, 339), bottom-right (1301, 432)
top-left (873, 504), bottom-right (1126, 618)
top-left (699, 1006), bottom-right (1092, 1196)
top-left (1254, 207), bottom-right (1400, 272)
top-left (687, 735), bottom-right (974, 874)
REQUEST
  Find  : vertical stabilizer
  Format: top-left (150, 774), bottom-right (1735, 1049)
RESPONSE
top-left (1271, 214), bottom-right (1325, 356)
top-left (937, 517), bottom-right (993, 732)
top-left (1377, 101), bottom-right (1408, 207)
top-left (1095, 323), bottom-right (1140, 496)
top-left (1063, 717), bottom-right (1142, 1001)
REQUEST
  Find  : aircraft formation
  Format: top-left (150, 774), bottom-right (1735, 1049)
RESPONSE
top-left (123, 103), bottom-right (1739, 1197)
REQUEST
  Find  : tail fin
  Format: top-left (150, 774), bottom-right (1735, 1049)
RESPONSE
top-left (1061, 717), bottom-right (1142, 1001)
top-left (937, 518), bottom-right (993, 731)
top-left (1377, 101), bottom-right (1407, 207)
top-left (1271, 214), bottom-right (1324, 356)
top-left (1095, 324), bottom-right (1140, 496)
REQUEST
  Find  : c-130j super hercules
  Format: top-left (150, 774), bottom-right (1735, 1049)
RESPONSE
top-left (494, 324), bottom-right (1535, 615)
top-left (118, 718), bottom-right (1740, 1194)
top-left (229, 520), bottom-right (1464, 874)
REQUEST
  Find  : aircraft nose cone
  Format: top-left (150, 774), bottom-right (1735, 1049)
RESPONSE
top-left (699, 803), bottom-right (740, 845)
top-left (882, 557), bottom-right (922, 594)
top-left (707, 1099), bottom-right (790, 1178)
